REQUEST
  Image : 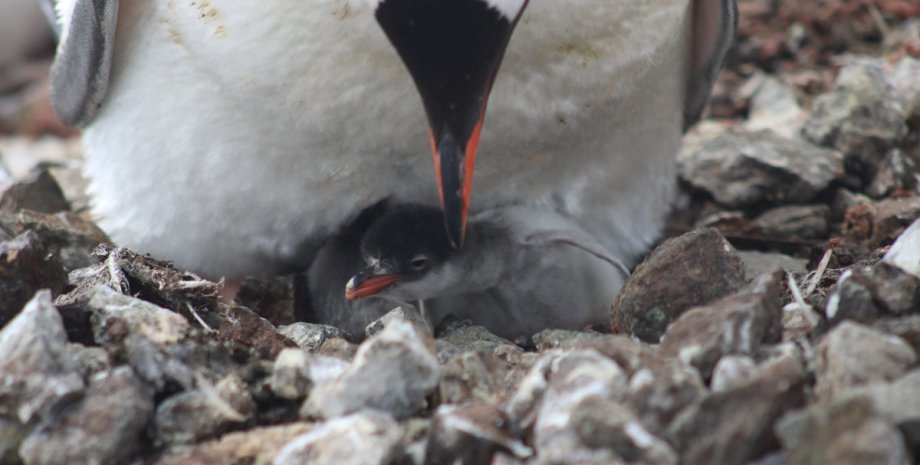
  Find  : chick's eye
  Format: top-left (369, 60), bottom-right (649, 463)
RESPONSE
top-left (410, 255), bottom-right (428, 270)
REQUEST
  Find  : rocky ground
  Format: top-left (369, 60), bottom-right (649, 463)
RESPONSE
top-left (2, 1), bottom-right (920, 465)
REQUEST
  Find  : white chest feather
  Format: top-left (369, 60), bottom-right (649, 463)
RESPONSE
top-left (79, 0), bottom-right (690, 277)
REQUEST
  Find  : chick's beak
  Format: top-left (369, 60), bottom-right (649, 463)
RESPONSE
top-left (345, 272), bottom-right (401, 300)
top-left (375, 0), bottom-right (527, 248)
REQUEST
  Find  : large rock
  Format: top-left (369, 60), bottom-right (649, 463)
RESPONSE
top-left (658, 271), bottom-right (784, 379)
top-left (678, 130), bottom-right (843, 208)
top-left (19, 366), bottom-right (155, 465)
top-left (0, 231), bottom-right (67, 328)
top-left (0, 290), bottom-right (83, 424)
top-left (302, 320), bottom-right (440, 420)
top-left (815, 322), bottom-right (916, 400)
top-left (666, 346), bottom-right (807, 465)
top-left (803, 61), bottom-right (909, 184)
top-left (273, 412), bottom-right (403, 465)
top-left (612, 228), bottom-right (747, 342)
top-left (775, 396), bottom-right (911, 465)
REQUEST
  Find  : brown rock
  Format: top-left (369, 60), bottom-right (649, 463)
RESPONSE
top-left (6, 209), bottom-right (108, 271)
top-left (751, 205), bottom-right (829, 241)
top-left (154, 373), bottom-right (256, 446)
top-left (219, 306), bottom-right (296, 359)
top-left (234, 275), bottom-right (296, 326)
top-left (612, 228), bottom-right (747, 342)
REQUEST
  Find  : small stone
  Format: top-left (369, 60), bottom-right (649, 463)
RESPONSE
top-left (751, 205), bottom-right (829, 241)
top-left (219, 306), bottom-right (296, 358)
top-left (781, 302), bottom-right (821, 341)
top-left (531, 329), bottom-right (612, 352)
top-left (269, 348), bottom-right (349, 400)
top-left (742, 73), bottom-right (808, 139)
top-left (775, 396), bottom-right (911, 465)
top-left (425, 403), bottom-right (532, 465)
top-left (302, 320), bottom-right (440, 420)
top-left (612, 228), bottom-right (747, 342)
top-left (870, 197), bottom-right (920, 249)
top-left (804, 61), bottom-right (909, 184)
top-left (667, 348), bottom-right (806, 465)
top-left (658, 270), bottom-right (784, 379)
top-left (273, 411), bottom-right (402, 465)
top-left (0, 290), bottom-right (83, 423)
top-left (0, 169), bottom-right (68, 214)
top-left (711, 355), bottom-right (759, 392)
top-left (68, 342), bottom-right (112, 378)
top-left (152, 422), bottom-right (314, 465)
top-left (824, 262), bottom-right (920, 325)
top-left (678, 130), bottom-right (843, 208)
top-left (278, 322), bottom-right (345, 352)
top-left (154, 373), bottom-right (256, 446)
top-left (19, 366), bottom-right (154, 465)
top-left (0, 231), bottom-right (67, 328)
top-left (815, 321), bottom-right (916, 400)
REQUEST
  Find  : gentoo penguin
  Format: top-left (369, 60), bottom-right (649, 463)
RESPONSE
top-left (333, 203), bottom-right (630, 340)
top-left (49, 0), bottom-right (736, 280)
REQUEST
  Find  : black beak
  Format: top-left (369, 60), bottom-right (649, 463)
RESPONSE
top-left (375, 0), bottom-right (528, 248)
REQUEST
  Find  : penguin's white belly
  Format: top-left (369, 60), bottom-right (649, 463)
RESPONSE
top-left (83, 0), bottom-right (689, 277)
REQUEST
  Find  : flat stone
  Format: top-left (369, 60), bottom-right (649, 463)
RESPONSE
top-left (0, 290), bottom-right (83, 423)
top-left (751, 205), bottom-right (829, 241)
top-left (436, 319), bottom-right (520, 356)
top-left (658, 271), bottom-right (784, 379)
top-left (775, 396), bottom-right (911, 465)
top-left (815, 321), bottom-right (916, 400)
top-left (19, 366), bottom-right (154, 465)
top-left (667, 347), bottom-right (807, 465)
top-left (825, 262), bottom-right (920, 325)
top-left (804, 61), bottom-right (909, 184)
top-left (612, 228), bottom-right (747, 342)
top-left (154, 373), bottom-right (256, 446)
top-left (678, 130), bottom-right (843, 208)
top-left (274, 411), bottom-right (402, 465)
top-left (269, 348), bottom-right (349, 400)
top-left (302, 320), bottom-right (440, 420)
top-left (0, 231), bottom-right (67, 328)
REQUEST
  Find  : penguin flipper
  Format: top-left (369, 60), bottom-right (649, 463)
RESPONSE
top-left (49, 0), bottom-right (118, 127)
top-left (683, 0), bottom-right (737, 130)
